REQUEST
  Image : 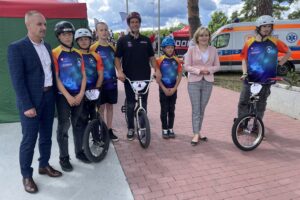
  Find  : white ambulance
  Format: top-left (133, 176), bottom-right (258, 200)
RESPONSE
top-left (211, 19), bottom-right (300, 75)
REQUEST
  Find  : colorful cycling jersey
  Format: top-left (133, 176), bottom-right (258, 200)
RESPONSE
top-left (52, 46), bottom-right (85, 94)
top-left (82, 52), bottom-right (103, 90)
top-left (241, 36), bottom-right (289, 83)
top-left (156, 55), bottom-right (182, 88)
top-left (90, 42), bottom-right (117, 90)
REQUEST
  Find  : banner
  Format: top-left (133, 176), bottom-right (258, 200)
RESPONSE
top-left (119, 12), bottom-right (127, 22)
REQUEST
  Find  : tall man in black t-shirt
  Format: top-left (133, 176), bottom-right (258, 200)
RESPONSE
top-left (115, 11), bottom-right (161, 140)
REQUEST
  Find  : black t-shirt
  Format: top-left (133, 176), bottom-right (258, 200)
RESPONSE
top-left (115, 33), bottom-right (154, 80)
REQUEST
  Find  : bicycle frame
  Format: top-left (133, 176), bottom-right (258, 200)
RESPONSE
top-left (125, 76), bottom-right (155, 115)
top-left (248, 83), bottom-right (262, 117)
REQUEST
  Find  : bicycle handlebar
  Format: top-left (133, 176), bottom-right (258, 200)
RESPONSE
top-left (269, 77), bottom-right (292, 86)
top-left (247, 77), bottom-right (292, 86)
top-left (125, 76), bottom-right (155, 95)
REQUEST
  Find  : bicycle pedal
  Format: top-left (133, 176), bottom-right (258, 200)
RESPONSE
top-left (121, 105), bottom-right (126, 113)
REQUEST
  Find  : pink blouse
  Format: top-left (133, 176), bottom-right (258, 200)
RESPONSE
top-left (184, 45), bottom-right (220, 82)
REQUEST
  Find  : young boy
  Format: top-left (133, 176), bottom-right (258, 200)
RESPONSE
top-left (52, 21), bottom-right (87, 171)
top-left (156, 37), bottom-right (182, 139)
top-left (74, 28), bottom-right (104, 158)
top-left (90, 22), bottom-right (119, 142)
top-left (237, 15), bottom-right (291, 120)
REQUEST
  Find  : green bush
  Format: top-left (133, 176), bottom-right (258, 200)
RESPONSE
top-left (286, 70), bottom-right (300, 87)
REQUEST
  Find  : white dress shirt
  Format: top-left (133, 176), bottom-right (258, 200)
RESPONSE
top-left (30, 39), bottom-right (53, 87)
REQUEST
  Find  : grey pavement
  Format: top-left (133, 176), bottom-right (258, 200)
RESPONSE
top-left (0, 120), bottom-right (134, 200)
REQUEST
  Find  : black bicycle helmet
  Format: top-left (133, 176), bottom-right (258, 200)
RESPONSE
top-left (54, 21), bottom-right (75, 38)
top-left (126, 12), bottom-right (141, 25)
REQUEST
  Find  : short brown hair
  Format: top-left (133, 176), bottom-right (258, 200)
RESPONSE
top-left (193, 27), bottom-right (211, 45)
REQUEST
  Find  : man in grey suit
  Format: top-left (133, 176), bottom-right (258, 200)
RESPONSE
top-left (7, 10), bottom-right (62, 193)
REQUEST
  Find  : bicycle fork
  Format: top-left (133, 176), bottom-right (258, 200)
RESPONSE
top-left (135, 95), bottom-right (146, 131)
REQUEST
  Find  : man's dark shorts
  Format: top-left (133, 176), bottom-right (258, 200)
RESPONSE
top-left (99, 88), bottom-right (118, 105)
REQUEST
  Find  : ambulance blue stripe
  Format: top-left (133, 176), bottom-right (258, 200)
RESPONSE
top-left (217, 49), bottom-right (242, 56)
top-left (290, 46), bottom-right (300, 51)
top-left (218, 46), bottom-right (300, 56)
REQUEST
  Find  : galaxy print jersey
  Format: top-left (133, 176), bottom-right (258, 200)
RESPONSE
top-left (241, 36), bottom-right (289, 83)
top-left (90, 42), bottom-right (117, 90)
top-left (82, 52), bottom-right (103, 90)
top-left (156, 55), bottom-right (182, 88)
top-left (52, 46), bottom-right (85, 94)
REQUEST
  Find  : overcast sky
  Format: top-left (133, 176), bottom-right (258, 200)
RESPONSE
top-left (73, 0), bottom-right (300, 31)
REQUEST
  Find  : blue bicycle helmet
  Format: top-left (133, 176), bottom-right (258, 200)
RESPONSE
top-left (161, 37), bottom-right (175, 47)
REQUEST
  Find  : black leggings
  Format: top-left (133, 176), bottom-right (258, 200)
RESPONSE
top-left (159, 88), bottom-right (177, 130)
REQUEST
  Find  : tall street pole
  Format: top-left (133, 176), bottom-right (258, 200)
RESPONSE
top-left (157, 0), bottom-right (161, 57)
top-left (152, 0), bottom-right (155, 32)
top-left (126, 0), bottom-right (128, 14)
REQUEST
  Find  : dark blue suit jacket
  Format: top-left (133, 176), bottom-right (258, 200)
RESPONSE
top-left (7, 36), bottom-right (56, 113)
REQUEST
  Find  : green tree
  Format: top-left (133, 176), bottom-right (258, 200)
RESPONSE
top-left (230, 11), bottom-right (240, 22)
top-left (288, 9), bottom-right (300, 19)
top-left (272, 3), bottom-right (289, 19)
top-left (208, 11), bottom-right (228, 34)
top-left (239, 0), bottom-right (297, 21)
top-left (239, 0), bottom-right (257, 21)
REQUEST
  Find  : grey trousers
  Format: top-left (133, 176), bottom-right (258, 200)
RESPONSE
top-left (188, 80), bottom-right (213, 134)
top-left (238, 83), bottom-right (271, 119)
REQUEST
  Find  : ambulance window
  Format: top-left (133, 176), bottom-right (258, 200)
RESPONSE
top-left (212, 33), bottom-right (230, 48)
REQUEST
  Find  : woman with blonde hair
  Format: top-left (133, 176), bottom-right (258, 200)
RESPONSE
top-left (184, 27), bottom-right (220, 146)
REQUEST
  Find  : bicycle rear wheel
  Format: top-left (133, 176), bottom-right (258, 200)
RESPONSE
top-left (136, 110), bottom-right (151, 148)
top-left (232, 114), bottom-right (264, 151)
top-left (83, 119), bottom-right (110, 162)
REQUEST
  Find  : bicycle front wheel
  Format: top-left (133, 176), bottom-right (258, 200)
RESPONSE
top-left (83, 119), bottom-right (110, 162)
top-left (232, 114), bottom-right (264, 151)
top-left (136, 110), bottom-right (151, 148)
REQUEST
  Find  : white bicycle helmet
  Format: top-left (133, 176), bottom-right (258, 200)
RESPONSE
top-left (256, 15), bottom-right (275, 27)
top-left (75, 28), bottom-right (92, 41)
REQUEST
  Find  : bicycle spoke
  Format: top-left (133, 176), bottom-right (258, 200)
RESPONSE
top-left (232, 115), bottom-right (264, 151)
top-left (83, 119), bottom-right (109, 162)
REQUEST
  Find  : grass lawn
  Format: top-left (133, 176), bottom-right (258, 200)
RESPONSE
top-left (214, 72), bottom-right (242, 92)
top-left (213, 71), bottom-right (300, 91)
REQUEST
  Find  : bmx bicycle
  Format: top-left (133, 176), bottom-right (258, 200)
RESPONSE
top-left (82, 84), bottom-right (113, 162)
top-left (121, 76), bottom-right (155, 148)
top-left (231, 77), bottom-right (290, 151)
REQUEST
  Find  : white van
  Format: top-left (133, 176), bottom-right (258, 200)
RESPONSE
top-left (211, 19), bottom-right (300, 75)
